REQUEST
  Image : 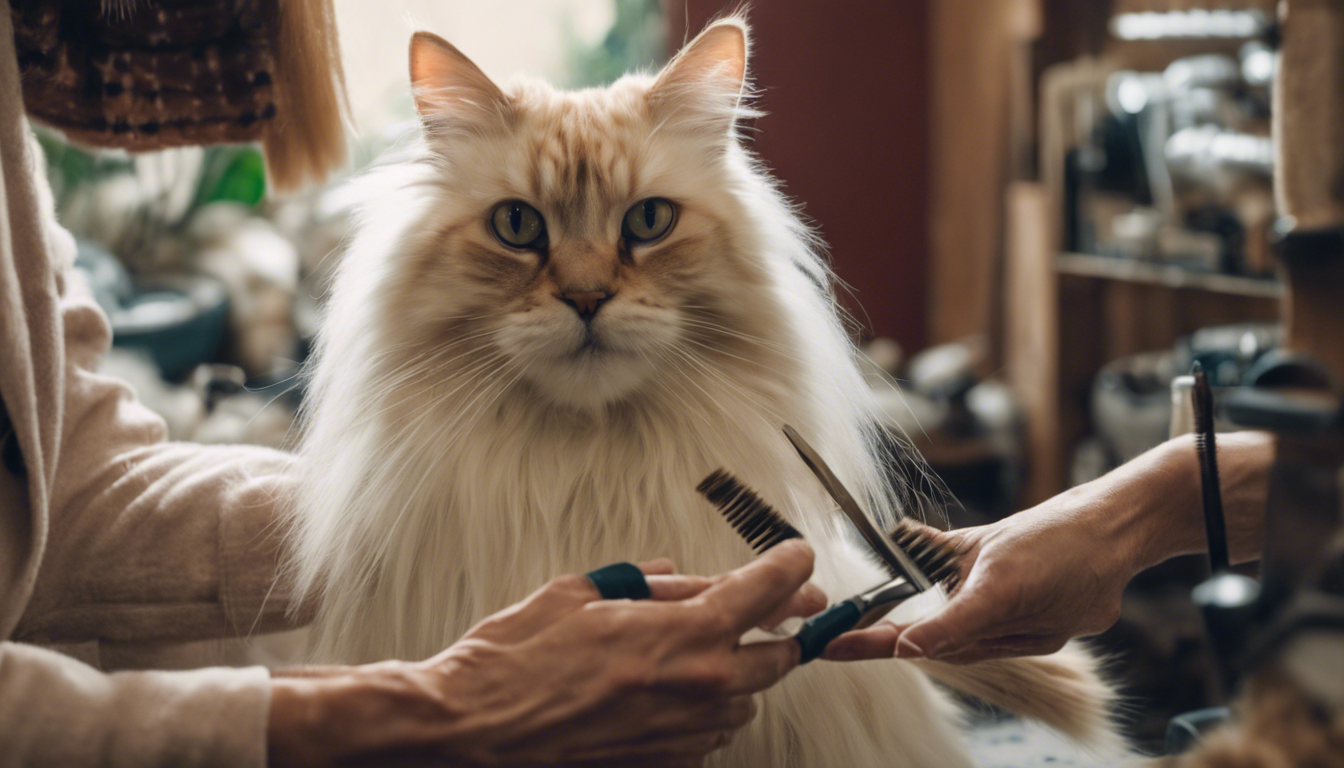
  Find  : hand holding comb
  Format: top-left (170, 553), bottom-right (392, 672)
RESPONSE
top-left (697, 427), bottom-right (962, 663)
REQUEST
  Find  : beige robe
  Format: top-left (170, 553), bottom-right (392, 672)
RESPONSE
top-left (1, 10), bottom-right (304, 766)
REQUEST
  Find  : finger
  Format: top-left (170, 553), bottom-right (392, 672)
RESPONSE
top-left (701, 540), bottom-right (815, 634)
top-left (463, 574), bottom-right (596, 642)
top-left (892, 578), bottom-right (1004, 660)
top-left (723, 637), bottom-right (801, 693)
top-left (819, 623), bottom-right (900, 661)
top-left (758, 582), bottom-right (828, 630)
top-left (638, 558), bottom-right (678, 576)
top-left (645, 575), bottom-right (715, 602)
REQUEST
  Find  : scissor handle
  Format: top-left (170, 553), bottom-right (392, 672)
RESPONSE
top-left (795, 600), bottom-right (864, 664)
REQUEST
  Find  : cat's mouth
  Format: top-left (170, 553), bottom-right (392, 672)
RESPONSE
top-left (558, 327), bottom-right (645, 367)
top-left (570, 329), bottom-right (611, 358)
top-left (515, 323), bottom-right (660, 408)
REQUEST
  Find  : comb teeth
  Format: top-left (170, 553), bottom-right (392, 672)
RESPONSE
top-left (697, 470), bottom-right (803, 554)
top-left (888, 519), bottom-right (963, 590)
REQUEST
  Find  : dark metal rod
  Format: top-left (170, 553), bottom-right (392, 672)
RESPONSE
top-left (1193, 362), bottom-right (1230, 573)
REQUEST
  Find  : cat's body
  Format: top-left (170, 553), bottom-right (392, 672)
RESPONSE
top-left (290, 19), bottom-right (1120, 767)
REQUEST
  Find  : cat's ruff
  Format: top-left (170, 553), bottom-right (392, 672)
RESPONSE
top-left (288, 16), bottom-right (1123, 767)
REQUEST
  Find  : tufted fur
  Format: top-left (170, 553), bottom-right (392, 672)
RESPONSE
top-left (288, 17), bottom-right (1121, 767)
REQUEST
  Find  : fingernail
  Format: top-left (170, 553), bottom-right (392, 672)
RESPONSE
top-left (800, 582), bottom-right (827, 608)
top-left (895, 637), bottom-right (924, 659)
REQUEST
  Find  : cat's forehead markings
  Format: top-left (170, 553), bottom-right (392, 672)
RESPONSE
top-left (520, 99), bottom-right (636, 229)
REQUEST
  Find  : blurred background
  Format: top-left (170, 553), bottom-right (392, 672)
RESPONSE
top-left (37, 0), bottom-right (1296, 752)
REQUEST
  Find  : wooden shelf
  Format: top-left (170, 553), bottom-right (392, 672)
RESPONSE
top-left (1056, 253), bottom-right (1283, 299)
top-left (1005, 185), bottom-right (1284, 506)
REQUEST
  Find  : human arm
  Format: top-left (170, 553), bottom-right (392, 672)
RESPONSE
top-left (266, 542), bottom-right (822, 768)
top-left (11, 252), bottom-right (307, 646)
top-left (0, 641), bottom-right (274, 767)
top-left (0, 549), bottom-right (819, 768)
top-left (824, 431), bottom-right (1274, 664)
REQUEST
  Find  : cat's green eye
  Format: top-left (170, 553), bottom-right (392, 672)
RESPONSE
top-left (622, 198), bottom-right (676, 244)
top-left (490, 201), bottom-right (547, 249)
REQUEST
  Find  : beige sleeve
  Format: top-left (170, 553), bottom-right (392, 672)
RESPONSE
top-left (11, 240), bottom-right (311, 646)
top-left (0, 641), bottom-right (271, 768)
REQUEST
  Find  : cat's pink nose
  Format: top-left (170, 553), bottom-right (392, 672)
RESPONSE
top-left (558, 290), bottom-right (613, 320)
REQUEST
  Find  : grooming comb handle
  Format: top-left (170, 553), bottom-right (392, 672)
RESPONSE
top-left (696, 470), bottom-right (803, 554)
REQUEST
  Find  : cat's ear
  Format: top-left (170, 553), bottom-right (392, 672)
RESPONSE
top-left (649, 18), bottom-right (752, 138)
top-left (410, 32), bottom-right (511, 130)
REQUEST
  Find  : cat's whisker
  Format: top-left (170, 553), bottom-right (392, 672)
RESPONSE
top-left (357, 332), bottom-right (513, 411)
top-left (396, 360), bottom-right (524, 487)
top-left (655, 344), bottom-right (791, 439)
top-left (673, 315), bottom-right (812, 361)
top-left (370, 353), bottom-right (512, 432)
top-left (664, 343), bottom-right (792, 427)
top-left (658, 346), bottom-right (738, 417)
top-left (352, 355), bottom-right (511, 443)
top-left (676, 335), bottom-right (804, 381)
top-left (640, 346), bottom-right (721, 434)
top-left (358, 325), bottom-right (505, 383)
top-left (673, 324), bottom-right (813, 367)
top-left (362, 358), bottom-right (439, 394)
top-left (364, 357), bottom-right (494, 422)
top-left (397, 336), bottom-right (510, 381)
top-left (358, 342), bottom-right (482, 394)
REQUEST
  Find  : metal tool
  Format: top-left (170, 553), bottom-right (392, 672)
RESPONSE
top-left (780, 425), bottom-right (948, 661)
top-left (783, 425), bottom-right (933, 591)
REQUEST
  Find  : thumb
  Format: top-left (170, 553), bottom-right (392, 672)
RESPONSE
top-left (894, 590), bottom-right (998, 660)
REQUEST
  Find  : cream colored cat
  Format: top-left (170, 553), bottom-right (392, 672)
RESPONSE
top-left (289, 17), bottom-right (1122, 767)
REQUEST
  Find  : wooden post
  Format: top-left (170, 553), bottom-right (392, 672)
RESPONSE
top-left (1274, 0), bottom-right (1344, 386)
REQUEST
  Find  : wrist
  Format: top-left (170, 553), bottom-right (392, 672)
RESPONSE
top-left (1096, 430), bottom-right (1271, 575)
top-left (267, 661), bottom-right (470, 767)
top-left (268, 675), bottom-right (341, 768)
top-left (1033, 435), bottom-right (1201, 582)
top-left (1122, 434), bottom-right (1206, 574)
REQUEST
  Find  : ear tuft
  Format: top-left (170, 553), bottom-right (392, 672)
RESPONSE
top-left (409, 32), bottom-right (510, 129)
top-left (649, 18), bottom-right (752, 138)
top-left (657, 19), bottom-right (748, 90)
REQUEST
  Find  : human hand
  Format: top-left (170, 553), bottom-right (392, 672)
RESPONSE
top-left (822, 499), bottom-right (1134, 665)
top-left (269, 541), bottom-right (823, 767)
top-left (820, 431), bottom-right (1273, 665)
top-left (461, 555), bottom-right (827, 646)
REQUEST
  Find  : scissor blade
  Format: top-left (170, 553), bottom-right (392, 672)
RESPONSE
top-left (782, 425), bottom-right (933, 592)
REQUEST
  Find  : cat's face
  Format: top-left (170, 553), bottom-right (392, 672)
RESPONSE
top-left (388, 22), bottom-right (767, 411)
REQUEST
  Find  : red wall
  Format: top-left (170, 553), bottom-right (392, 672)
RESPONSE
top-left (668, 1), bottom-right (930, 349)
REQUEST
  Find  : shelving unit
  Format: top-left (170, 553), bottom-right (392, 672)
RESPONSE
top-left (994, 0), bottom-right (1283, 505)
top-left (929, 0), bottom-right (1288, 505)
top-left (1009, 258), bottom-right (1280, 504)
top-left (1055, 253), bottom-right (1282, 299)
top-left (1005, 198), bottom-right (1281, 506)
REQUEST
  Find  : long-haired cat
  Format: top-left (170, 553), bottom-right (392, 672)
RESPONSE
top-left (289, 17), bottom-right (1122, 767)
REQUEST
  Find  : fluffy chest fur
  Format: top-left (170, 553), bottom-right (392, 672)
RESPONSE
top-left (293, 279), bottom-right (887, 663)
